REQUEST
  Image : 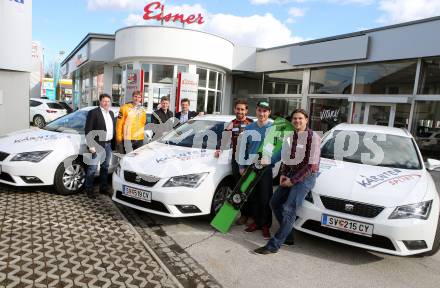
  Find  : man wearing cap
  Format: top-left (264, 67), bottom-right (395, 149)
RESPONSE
top-left (237, 100), bottom-right (276, 239)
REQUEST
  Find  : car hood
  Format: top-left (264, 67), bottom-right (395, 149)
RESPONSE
top-left (121, 141), bottom-right (220, 178)
top-left (315, 158), bottom-right (428, 207)
top-left (0, 128), bottom-right (82, 154)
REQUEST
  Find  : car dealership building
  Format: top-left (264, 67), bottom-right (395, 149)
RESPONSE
top-left (62, 16), bottom-right (440, 158)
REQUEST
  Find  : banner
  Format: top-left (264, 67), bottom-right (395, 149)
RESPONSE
top-left (176, 72), bottom-right (199, 112)
top-left (126, 69), bottom-right (140, 102)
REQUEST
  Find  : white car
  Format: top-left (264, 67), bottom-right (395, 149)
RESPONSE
top-left (112, 115), bottom-right (274, 218)
top-left (0, 107), bottom-right (119, 194)
top-left (295, 124), bottom-right (440, 256)
top-left (30, 98), bottom-right (68, 128)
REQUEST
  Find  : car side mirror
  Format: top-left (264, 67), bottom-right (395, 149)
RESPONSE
top-left (426, 158), bottom-right (440, 171)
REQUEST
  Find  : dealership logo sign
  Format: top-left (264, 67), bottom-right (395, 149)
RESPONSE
top-left (143, 2), bottom-right (205, 25)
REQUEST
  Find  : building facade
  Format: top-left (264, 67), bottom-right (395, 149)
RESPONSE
top-left (62, 17), bottom-right (440, 159)
top-left (0, 0), bottom-right (32, 134)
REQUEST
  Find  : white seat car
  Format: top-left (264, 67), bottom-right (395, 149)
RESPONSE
top-left (295, 124), bottom-right (440, 256)
top-left (0, 107), bottom-right (119, 194)
top-left (30, 98), bottom-right (68, 128)
top-left (112, 115), bottom-right (275, 218)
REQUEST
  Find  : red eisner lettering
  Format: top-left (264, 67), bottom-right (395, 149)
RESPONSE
top-left (143, 2), bottom-right (205, 25)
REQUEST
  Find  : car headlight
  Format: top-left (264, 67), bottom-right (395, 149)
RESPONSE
top-left (163, 173), bottom-right (208, 188)
top-left (389, 200), bottom-right (433, 220)
top-left (115, 163), bottom-right (122, 177)
top-left (11, 151), bottom-right (52, 163)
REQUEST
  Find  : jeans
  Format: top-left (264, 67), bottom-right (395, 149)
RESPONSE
top-left (85, 142), bottom-right (112, 191)
top-left (265, 173), bottom-right (317, 252)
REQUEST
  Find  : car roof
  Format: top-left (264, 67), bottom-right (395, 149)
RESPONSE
top-left (332, 123), bottom-right (412, 138)
top-left (192, 114), bottom-right (258, 122)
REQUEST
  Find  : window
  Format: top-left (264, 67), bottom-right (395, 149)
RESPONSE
top-left (207, 91), bottom-right (215, 114)
top-left (197, 68), bottom-right (207, 88)
top-left (309, 98), bottom-right (349, 132)
top-left (208, 71), bottom-right (217, 89)
top-left (355, 60), bottom-right (417, 94)
top-left (411, 101), bottom-right (440, 160)
top-left (418, 57), bottom-right (440, 94)
top-left (30, 100), bottom-right (41, 107)
top-left (142, 64), bottom-right (150, 83)
top-left (232, 74), bottom-right (263, 96)
top-left (197, 67), bottom-right (225, 113)
top-left (269, 98), bottom-right (302, 119)
top-left (264, 70), bottom-right (303, 94)
top-left (152, 64), bottom-right (174, 84)
top-left (112, 66), bottom-right (122, 106)
top-left (309, 66), bottom-right (354, 94)
top-left (197, 90), bottom-right (206, 112)
top-left (47, 102), bottom-right (64, 109)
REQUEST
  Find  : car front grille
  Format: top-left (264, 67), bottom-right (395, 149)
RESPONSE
top-left (115, 191), bottom-right (169, 214)
top-left (301, 220), bottom-right (396, 251)
top-left (320, 196), bottom-right (384, 218)
top-left (124, 171), bottom-right (159, 187)
top-left (0, 151), bottom-right (9, 162)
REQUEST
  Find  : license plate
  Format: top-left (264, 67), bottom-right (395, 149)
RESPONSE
top-left (122, 185), bottom-right (151, 202)
top-left (321, 214), bottom-right (373, 237)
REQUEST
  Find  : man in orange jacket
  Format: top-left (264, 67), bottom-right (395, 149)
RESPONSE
top-left (116, 90), bottom-right (147, 153)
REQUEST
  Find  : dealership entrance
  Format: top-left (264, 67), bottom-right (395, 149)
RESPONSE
top-left (351, 102), bottom-right (410, 128)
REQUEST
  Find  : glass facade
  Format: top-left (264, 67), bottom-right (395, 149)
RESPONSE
top-left (309, 66), bottom-right (354, 94)
top-left (418, 57), bottom-right (440, 94)
top-left (354, 60), bottom-right (417, 94)
top-left (309, 98), bottom-right (350, 132)
top-left (264, 70), bottom-right (303, 94)
top-left (412, 101), bottom-right (440, 159)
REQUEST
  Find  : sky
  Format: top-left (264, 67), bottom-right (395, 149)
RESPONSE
top-left (32, 0), bottom-right (440, 71)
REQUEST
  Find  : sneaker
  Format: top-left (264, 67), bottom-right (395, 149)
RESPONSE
top-left (262, 226), bottom-right (271, 240)
top-left (235, 215), bottom-right (248, 225)
top-left (244, 222), bottom-right (258, 233)
top-left (253, 247), bottom-right (277, 255)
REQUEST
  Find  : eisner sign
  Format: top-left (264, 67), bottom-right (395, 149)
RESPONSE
top-left (143, 2), bottom-right (205, 25)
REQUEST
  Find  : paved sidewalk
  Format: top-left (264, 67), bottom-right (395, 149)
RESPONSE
top-left (0, 185), bottom-right (177, 288)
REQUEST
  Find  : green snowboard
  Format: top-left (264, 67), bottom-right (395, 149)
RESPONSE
top-left (210, 117), bottom-right (294, 233)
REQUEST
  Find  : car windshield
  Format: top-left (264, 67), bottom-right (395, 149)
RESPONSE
top-left (321, 130), bottom-right (422, 170)
top-left (159, 120), bottom-right (226, 149)
top-left (43, 110), bottom-right (88, 133)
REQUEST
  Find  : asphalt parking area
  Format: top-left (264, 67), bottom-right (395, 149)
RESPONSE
top-left (0, 185), bottom-right (178, 288)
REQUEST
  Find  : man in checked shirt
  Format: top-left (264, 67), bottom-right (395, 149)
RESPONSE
top-left (254, 108), bottom-right (321, 254)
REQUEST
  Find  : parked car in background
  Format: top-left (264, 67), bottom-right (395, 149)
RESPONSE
top-left (295, 124), bottom-right (440, 256)
top-left (30, 98), bottom-right (67, 128)
top-left (0, 107), bottom-right (119, 194)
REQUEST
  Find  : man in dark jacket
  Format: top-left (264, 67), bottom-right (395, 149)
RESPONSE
top-left (152, 96), bottom-right (174, 124)
top-left (175, 98), bottom-right (198, 124)
top-left (84, 93), bottom-right (115, 198)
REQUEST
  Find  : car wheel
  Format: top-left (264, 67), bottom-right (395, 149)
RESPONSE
top-left (422, 215), bottom-right (440, 256)
top-left (54, 157), bottom-right (86, 195)
top-left (33, 115), bottom-right (46, 128)
top-left (209, 178), bottom-right (233, 219)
